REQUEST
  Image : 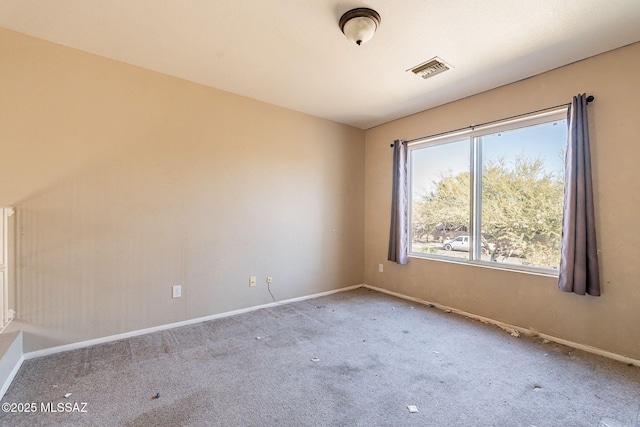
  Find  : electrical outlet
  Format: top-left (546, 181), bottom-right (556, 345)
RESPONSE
top-left (378, 263), bottom-right (384, 272)
top-left (249, 276), bottom-right (257, 287)
top-left (172, 285), bottom-right (182, 298)
top-left (266, 277), bottom-right (272, 284)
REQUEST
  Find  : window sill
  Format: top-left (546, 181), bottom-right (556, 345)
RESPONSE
top-left (408, 253), bottom-right (560, 278)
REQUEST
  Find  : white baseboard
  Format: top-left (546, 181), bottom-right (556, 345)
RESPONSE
top-left (0, 331), bottom-right (24, 400)
top-left (363, 284), bottom-right (640, 368)
top-left (0, 354), bottom-right (23, 400)
top-left (22, 282), bottom-right (639, 367)
top-left (24, 284), bottom-right (363, 360)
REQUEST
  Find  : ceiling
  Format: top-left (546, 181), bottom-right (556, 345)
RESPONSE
top-left (1, 1), bottom-right (639, 130)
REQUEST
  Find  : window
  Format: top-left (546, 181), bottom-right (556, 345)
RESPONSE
top-left (409, 108), bottom-right (567, 273)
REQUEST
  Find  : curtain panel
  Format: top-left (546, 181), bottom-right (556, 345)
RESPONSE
top-left (388, 140), bottom-right (409, 264)
top-left (558, 94), bottom-right (600, 296)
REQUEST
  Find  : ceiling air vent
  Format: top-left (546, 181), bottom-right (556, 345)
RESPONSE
top-left (409, 57), bottom-right (452, 80)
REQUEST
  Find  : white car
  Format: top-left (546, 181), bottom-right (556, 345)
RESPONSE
top-left (443, 236), bottom-right (494, 255)
top-left (443, 236), bottom-right (469, 252)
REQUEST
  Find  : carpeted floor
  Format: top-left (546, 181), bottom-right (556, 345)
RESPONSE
top-left (1, 288), bottom-right (639, 426)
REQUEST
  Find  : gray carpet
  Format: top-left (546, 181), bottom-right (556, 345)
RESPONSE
top-left (1, 288), bottom-right (639, 426)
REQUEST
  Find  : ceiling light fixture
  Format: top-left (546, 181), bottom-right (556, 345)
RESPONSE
top-left (339, 8), bottom-right (381, 46)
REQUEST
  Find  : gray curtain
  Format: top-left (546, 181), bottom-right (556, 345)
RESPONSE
top-left (388, 140), bottom-right (409, 264)
top-left (558, 94), bottom-right (600, 295)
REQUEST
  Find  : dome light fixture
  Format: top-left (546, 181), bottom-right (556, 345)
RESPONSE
top-left (339, 8), bottom-right (381, 46)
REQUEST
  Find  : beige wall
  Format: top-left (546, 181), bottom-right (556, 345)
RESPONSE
top-left (364, 42), bottom-right (640, 360)
top-left (2, 26), bottom-right (638, 361)
top-left (0, 29), bottom-right (365, 352)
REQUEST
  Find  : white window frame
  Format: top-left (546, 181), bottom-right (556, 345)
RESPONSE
top-left (0, 207), bottom-right (15, 329)
top-left (408, 107), bottom-right (567, 275)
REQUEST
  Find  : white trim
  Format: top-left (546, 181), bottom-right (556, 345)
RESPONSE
top-left (471, 106), bottom-right (567, 135)
top-left (407, 254), bottom-right (559, 278)
top-left (407, 109), bottom-right (568, 276)
top-left (408, 107), bottom-right (568, 149)
top-left (21, 282), bottom-right (639, 369)
top-left (0, 315), bottom-right (15, 335)
top-left (408, 128), bottom-right (472, 147)
top-left (0, 354), bottom-right (23, 400)
top-left (1, 207), bottom-right (15, 328)
top-left (24, 284), bottom-right (363, 360)
top-left (363, 284), bottom-right (640, 367)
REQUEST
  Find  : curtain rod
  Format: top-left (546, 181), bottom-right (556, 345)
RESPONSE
top-left (390, 95), bottom-right (594, 147)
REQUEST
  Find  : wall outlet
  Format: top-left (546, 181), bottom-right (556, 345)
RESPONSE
top-left (266, 277), bottom-right (272, 284)
top-left (378, 263), bottom-right (384, 273)
top-left (249, 276), bottom-right (257, 287)
top-left (172, 285), bottom-right (182, 298)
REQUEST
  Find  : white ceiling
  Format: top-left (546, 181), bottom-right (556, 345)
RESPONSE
top-left (1, 1), bottom-right (639, 129)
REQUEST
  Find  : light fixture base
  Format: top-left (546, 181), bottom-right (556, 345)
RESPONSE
top-left (339, 8), bottom-right (381, 46)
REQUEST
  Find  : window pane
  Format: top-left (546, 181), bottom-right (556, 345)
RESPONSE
top-left (480, 120), bottom-right (566, 269)
top-left (410, 139), bottom-right (470, 259)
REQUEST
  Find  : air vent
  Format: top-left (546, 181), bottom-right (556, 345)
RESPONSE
top-left (409, 57), bottom-right (452, 80)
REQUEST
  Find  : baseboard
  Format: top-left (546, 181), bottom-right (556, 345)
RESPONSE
top-left (24, 284), bottom-right (364, 361)
top-left (363, 284), bottom-right (640, 368)
top-left (0, 355), bottom-right (23, 400)
top-left (22, 282), bottom-right (636, 377)
top-left (0, 331), bottom-right (24, 400)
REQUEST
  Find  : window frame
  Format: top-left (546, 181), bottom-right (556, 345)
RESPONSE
top-left (407, 107), bottom-right (568, 276)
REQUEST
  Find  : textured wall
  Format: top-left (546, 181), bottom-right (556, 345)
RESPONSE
top-left (0, 29), bottom-right (365, 352)
top-left (364, 42), bottom-right (640, 360)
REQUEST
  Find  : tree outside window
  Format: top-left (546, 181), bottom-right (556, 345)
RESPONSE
top-left (409, 110), bottom-right (567, 272)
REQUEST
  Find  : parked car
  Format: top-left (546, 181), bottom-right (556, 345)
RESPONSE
top-left (443, 236), bottom-right (494, 255)
top-left (443, 235), bottom-right (469, 251)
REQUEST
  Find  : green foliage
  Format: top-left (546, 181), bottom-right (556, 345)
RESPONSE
top-left (413, 156), bottom-right (564, 269)
top-left (421, 246), bottom-right (439, 254)
top-left (412, 169), bottom-right (470, 238)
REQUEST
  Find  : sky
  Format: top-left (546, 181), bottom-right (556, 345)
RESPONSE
top-left (410, 119), bottom-right (567, 197)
